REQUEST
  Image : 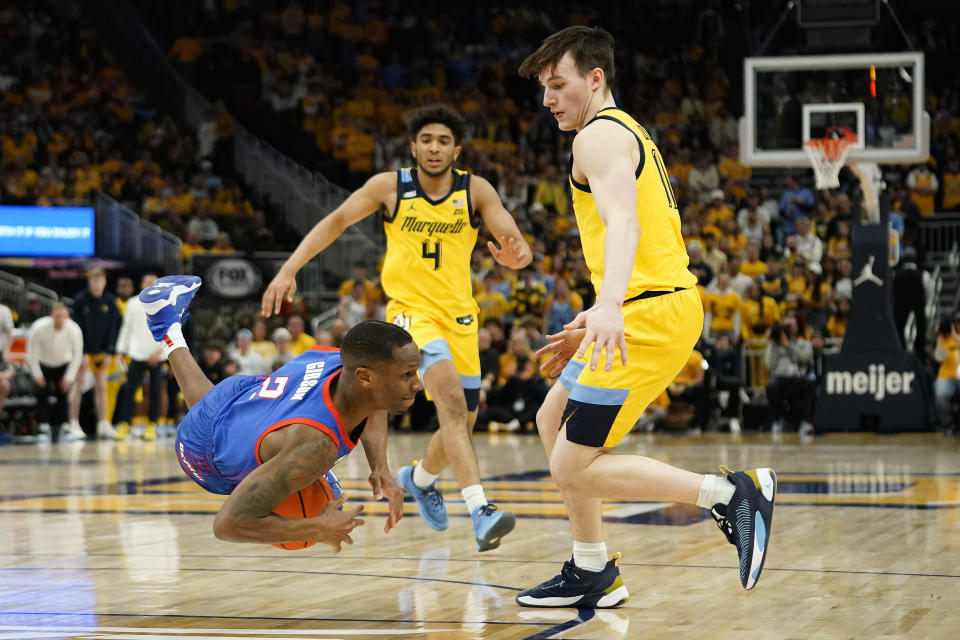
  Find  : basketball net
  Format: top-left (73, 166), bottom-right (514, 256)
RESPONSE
top-left (803, 135), bottom-right (856, 190)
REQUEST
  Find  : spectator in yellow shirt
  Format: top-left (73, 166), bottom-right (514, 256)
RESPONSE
top-left (825, 296), bottom-right (850, 340)
top-left (533, 165), bottom-right (568, 217)
top-left (337, 262), bottom-right (380, 306)
top-left (826, 220), bottom-right (852, 261)
top-left (286, 315), bottom-right (316, 355)
top-left (933, 314), bottom-right (960, 427)
top-left (180, 230), bottom-right (206, 265)
top-left (942, 158), bottom-right (960, 212)
top-left (741, 283), bottom-right (781, 341)
top-left (704, 272), bottom-right (742, 345)
top-left (739, 243), bottom-right (768, 279)
top-left (475, 272), bottom-right (511, 326)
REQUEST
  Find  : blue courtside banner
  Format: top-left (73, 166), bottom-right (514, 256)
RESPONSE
top-left (0, 205), bottom-right (95, 257)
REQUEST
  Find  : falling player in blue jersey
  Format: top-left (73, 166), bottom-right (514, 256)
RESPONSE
top-left (140, 275), bottom-right (417, 551)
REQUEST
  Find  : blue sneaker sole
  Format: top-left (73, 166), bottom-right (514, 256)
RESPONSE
top-left (475, 511), bottom-right (516, 552)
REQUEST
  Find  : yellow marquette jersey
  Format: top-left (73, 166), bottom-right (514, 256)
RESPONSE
top-left (570, 107), bottom-right (697, 297)
top-left (382, 168), bottom-right (480, 314)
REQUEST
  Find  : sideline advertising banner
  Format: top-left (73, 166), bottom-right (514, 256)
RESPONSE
top-left (0, 206), bottom-right (95, 257)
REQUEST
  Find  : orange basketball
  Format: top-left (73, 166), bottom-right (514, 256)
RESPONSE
top-left (271, 476), bottom-right (334, 550)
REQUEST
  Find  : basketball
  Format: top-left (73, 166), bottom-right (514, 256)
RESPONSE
top-left (271, 476), bottom-right (335, 550)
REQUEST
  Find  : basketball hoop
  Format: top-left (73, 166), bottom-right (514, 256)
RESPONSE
top-left (804, 128), bottom-right (857, 189)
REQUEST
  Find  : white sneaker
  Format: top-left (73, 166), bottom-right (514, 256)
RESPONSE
top-left (729, 417), bottom-right (742, 433)
top-left (799, 421), bottom-right (815, 438)
top-left (37, 423), bottom-right (51, 435)
top-left (97, 420), bottom-right (119, 440)
top-left (65, 420), bottom-right (86, 441)
top-left (505, 418), bottom-right (521, 432)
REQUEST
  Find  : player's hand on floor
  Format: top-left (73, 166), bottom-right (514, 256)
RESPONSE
top-left (536, 327), bottom-right (587, 377)
top-left (368, 469), bottom-right (404, 534)
top-left (261, 269), bottom-right (298, 317)
top-left (313, 495), bottom-right (364, 553)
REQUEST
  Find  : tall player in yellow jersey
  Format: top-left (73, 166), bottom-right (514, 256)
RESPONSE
top-left (515, 27), bottom-right (777, 608)
top-left (262, 105), bottom-right (531, 551)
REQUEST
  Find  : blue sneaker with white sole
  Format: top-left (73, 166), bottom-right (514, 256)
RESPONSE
top-left (397, 463), bottom-right (449, 531)
top-left (138, 275), bottom-right (202, 341)
top-left (471, 503), bottom-right (516, 552)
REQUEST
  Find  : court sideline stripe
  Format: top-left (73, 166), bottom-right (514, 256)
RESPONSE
top-left (0, 611), bottom-right (553, 628)
top-left (0, 566), bottom-right (521, 591)
top-left (1, 561), bottom-right (957, 582)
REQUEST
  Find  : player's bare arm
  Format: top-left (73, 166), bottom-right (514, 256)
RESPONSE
top-left (261, 171), bottom-right (399, 316)
top-left (568, 120), bottom-right (641, 371)
top-left (212, 425), bottom-right (364, 552)
top-left (359, 410), bottom-right (405, 533)
top-left (471, 175), bottom-right (533, 270)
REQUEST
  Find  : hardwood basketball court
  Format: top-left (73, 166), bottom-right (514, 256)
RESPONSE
top-left (1, 431), bottom-right (957, 639)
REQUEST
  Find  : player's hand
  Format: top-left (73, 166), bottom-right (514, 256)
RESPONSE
top-left (368, 469), bottom-right (404, 534)
top-left (567, 301), bottom-right (627, 371)
top-left (535, 327), bottom-right (587, 377)
top-left (488, 234), bottom-right (532, 269)
top-left (261, 268), bottom-right (298, 317)
top-left (34, 376), bottom-right (46, 388)
top-left (312, 495), bottom-right (365, 553)
top-left (60, 378), bottom-right (72, 393)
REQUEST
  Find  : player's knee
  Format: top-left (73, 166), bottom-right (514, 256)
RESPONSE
top-left (536, 403), bottom-right (559, 435)
top-left (548, 450), bottom-right (579, 492)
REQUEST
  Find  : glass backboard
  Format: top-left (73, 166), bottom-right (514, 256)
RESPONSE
top-left (740, 52), bottom-right (928, 167)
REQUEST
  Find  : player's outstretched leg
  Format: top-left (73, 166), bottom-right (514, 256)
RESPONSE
top-left (397, 461), bottom-right (449, 531)
top-left (710, 466), bottom-right (777, 589)
top-left (516, 552), bottom-right (628, 608)
top-left (139, 275), bottom-right (202, 341)
top-left (139, 276), bottom-right (209, 408)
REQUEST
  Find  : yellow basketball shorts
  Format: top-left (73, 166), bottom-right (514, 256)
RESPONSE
top-left (558, 287), bottom-right (703, 448)
top-left (386, 300), bottom-right (481, 407)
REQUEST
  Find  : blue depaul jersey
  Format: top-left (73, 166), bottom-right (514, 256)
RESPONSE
top-left (178, 346), bottom-right (365, 489)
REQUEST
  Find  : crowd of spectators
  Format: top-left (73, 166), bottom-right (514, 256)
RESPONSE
top-left (0, 2), bottom-right (294, 271)
top-left (5, 1), bottom-right (960, 436)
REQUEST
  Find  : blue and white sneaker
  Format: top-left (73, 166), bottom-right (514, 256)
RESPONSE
top-left (471, 503), bottom-right (515, 552)
top-left (138, 275), bottom-right (202, 341)
top-left (324, 470), bottom-right (343, 510)
top-left (324, 470), bottom-right (343, 500)
top-left (397, 462), bottom-right (449, 531)
top-left (711, 466), bottom-right (777, 589)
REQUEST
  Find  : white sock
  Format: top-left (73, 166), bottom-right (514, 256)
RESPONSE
top-left (573, 540), bottom-right (608, 573)
top-left (159, 322), bottom-right (187, 358)
top-left (461, 484), bottom-right (487, 514)
top-left (697, 474), bottom-right (736, 509)
top-left (412, 462), bottom-right (439, 489)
